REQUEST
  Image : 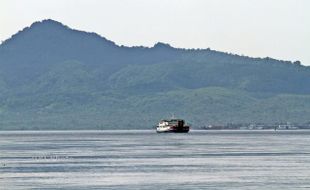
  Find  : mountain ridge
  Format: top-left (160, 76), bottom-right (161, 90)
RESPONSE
top-left (1, 19), bottom-right (306, 65)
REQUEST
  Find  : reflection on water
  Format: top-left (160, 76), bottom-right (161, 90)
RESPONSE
top-left (0, 130), bottom-right (310, 189)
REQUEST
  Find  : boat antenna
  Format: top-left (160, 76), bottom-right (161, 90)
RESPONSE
top-left (171, 113), bottom-right (175, 119)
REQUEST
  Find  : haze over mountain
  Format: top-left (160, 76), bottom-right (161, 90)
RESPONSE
top-left (0, 19), bottom-right (309, 130)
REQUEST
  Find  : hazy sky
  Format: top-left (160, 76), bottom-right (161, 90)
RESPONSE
top-left (1, 0), bottom-right (309, 65)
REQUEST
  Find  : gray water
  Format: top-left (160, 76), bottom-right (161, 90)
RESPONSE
top-left (0, 130), bottom-right (310, 190)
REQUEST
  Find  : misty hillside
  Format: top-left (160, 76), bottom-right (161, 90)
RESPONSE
top-left (0, 19), bottom-right (309, 130)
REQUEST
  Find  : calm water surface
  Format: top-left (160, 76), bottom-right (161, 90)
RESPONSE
top-left (0, 130), bottom-right (310, 189)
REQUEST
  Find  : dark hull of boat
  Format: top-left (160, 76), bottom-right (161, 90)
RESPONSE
top-left (156, 126), bottom-right (190, 133)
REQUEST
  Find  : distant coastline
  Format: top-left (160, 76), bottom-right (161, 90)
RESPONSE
top-left (201, 122), bottom-right (310, 130)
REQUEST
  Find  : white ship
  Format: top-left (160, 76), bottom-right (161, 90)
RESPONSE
top-left (156, 119), bottom-right (190, 133)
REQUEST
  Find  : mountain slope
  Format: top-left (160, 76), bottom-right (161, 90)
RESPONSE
top-left (0, 19), bottom-right (309, 129)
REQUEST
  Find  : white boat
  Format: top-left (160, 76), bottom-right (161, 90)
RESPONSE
top-left (156, 119), bottom-right (190, 133)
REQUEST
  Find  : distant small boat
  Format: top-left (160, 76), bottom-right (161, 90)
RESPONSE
top-left (156, 118), bottom-right (190, 133)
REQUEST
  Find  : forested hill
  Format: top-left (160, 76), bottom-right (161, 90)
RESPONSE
top-left (0, 19), bottom-right (309, 130)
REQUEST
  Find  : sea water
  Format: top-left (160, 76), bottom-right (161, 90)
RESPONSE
top-left (0, 130), bottom-right (310, 189)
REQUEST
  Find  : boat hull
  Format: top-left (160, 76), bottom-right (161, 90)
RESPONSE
top-left (156, 126), bottom-right (190, 133)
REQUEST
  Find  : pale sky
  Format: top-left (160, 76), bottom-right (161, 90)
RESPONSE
top-left (1, 0), bottom-right (309, 65)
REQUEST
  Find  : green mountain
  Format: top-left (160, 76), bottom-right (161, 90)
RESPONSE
top-left (0, 19), bottom-right (309, 130)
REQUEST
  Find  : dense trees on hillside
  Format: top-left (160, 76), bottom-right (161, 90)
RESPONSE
top-left (0, 19), bottom-right (309, 129)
